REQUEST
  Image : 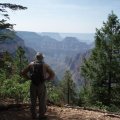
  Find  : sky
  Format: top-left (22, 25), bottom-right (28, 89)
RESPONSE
top-left (1, 0), bottom-right (120, 33)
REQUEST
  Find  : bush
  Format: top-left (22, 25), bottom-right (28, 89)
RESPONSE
top-left (0, 73), bottom-right (30, 103)
top-left (46, 82), bottom-right (63, 104)
top-left (107, 104), bottom-right (120, 112)
top-left (78, 87), bottom-right (92, 107)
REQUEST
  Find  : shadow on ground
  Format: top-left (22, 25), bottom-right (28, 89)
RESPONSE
top-left (0, 109), bottom-right (62, 120)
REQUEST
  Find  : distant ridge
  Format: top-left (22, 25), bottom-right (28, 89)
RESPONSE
top-left (16, 31), bottom-right (94, 81)
top-left (40, 32), bottom-right (62, 41)
top-left (17, 31), bottom-right (90, 53)
top-left (38, 32), bottom-right (95, 44)
top-left (60, 33), bottom-right (95, 44)
top-left (0, 34), bottom-right (36, 61)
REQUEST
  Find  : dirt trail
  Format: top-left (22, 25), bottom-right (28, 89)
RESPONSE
top-left (0, 106), bottom-right (120, 120)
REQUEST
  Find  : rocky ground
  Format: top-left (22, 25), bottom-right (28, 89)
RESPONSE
top-left (0, 105), bottom-right (120, 120)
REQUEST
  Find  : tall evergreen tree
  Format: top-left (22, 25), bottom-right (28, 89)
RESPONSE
top-left (60, 70), bottom-right (78, 105)
top-left (0, 3), bottom-right (27, 41)
top-left (14, 46), bottom-right (28, 74)
top-left (3, 51), bottom-right (13, 77)
top-left (81, 12), bottom-right (120, 106)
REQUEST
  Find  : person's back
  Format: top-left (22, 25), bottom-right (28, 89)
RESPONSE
top-left (21, 52), bottom-right (55, 119)
top-left (30, 61), bottom-right (45, 86)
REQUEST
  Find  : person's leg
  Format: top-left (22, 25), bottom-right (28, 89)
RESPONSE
top-left (38, 83), bottom-right (47, 117)
top-left (30, 83), bottom-right (37, 118)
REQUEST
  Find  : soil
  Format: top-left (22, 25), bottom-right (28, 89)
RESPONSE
top-left (0, 105), bottom-right (120, 120)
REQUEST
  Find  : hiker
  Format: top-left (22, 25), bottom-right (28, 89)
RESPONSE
top-left (21, 52), bottom-right (55, 119)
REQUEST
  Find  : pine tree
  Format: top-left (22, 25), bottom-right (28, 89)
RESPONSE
top-left (0, 3), bottom-right (27, 41)
top-left (81, 12), bottom-right (120, 107)
top-left (14, 46), bottom-right (28, 74)
top-left (3, 51), bottom-right (13, 78)
top-left (60, 70), bottom-right (78, 105)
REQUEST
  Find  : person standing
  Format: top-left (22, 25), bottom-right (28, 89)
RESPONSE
top-left (21, 52), bottom-right (55, 119)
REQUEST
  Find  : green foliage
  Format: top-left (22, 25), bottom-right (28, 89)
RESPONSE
top-left (0, 70), bottom-right (6, 88)
top-left (14, 46), bottom-right (28, 74)
top-left (0, 48), bottom-right (30, 103)
top-left (0, 3), bottom-right (28, 103)
top-left (59, 70), bottom-right (78, 105)
top-left (46, 70), bottom-right (79, 106)
top-left (94, 101), bottom-right (107, 110)
top-left (106, 104), bottom-right (120, 112)
top-left (0, 73), bottom-right (30, 103)
top-left (46, 82), bottom-right (62, 104)
top-left (81, 12), bottom-right (120, 110)
top-left (0, 3), bottom-right (27, 41)
top-left (78, 87), bottom-right (92, 107)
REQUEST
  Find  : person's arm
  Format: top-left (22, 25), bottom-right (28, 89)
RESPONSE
top-left (21, 64), bottom-right (31, 80)
top-left (45, 64), bottom-right (55, 80)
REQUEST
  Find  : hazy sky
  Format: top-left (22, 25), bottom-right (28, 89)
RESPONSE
top-left (1, 0), bottom-right (120, 33)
